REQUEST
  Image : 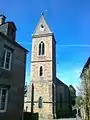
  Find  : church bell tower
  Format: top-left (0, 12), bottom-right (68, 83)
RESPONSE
top-left (31, 14), bottom-right (56, 119)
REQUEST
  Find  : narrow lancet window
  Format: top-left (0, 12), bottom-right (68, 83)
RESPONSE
top-left (39, 43), bottom-right (41, 55)
top-left (40, 66), bottom-right (43, 76)
top-left (38, 96), bottom-right (43, 108)
top-left (42, 42), bottom-right (44, 55)
top-left (38, 41), bottom-right (45, 55)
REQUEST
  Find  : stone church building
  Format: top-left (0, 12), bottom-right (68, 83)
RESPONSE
top-left (24, 15), bottom-right (72, 119)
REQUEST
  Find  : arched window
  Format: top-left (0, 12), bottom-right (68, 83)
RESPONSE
top-left (39, 43), bottom-right (41, 55)
top-left (38, 96), bottom-right (43, 108)
top-left (38, 41), bottom-right (45, 55)
top-left (40, 66), bottom-right (43, 76)
top-left (42, 42), bottom-right (44, 55)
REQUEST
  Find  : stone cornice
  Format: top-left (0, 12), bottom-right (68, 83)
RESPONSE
top-left (32, 33), bottom-right (53, 38)
top-left (25, 101), bottom-right (55, 103)
top-left (31, 60), bottom-right (52, 63)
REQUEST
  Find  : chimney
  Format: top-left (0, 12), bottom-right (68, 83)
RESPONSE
top-left (0, 15), bottom-right (6, 25)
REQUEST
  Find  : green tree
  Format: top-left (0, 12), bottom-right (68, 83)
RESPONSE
top-left (75, 96), bottom-right (83, 108)
top-left (81, 68), bottom-right (90, 120)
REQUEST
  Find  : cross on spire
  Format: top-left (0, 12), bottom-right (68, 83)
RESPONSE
top-left (41, 12), bottom-right (44, 16)
top-left (41, 10), bottom-right (47, 17)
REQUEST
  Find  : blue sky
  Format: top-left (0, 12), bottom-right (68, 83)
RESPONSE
top-left (0, 0), bottom-right (90, 90)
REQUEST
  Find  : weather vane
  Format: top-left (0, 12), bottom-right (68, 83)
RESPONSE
top-left (41, 10), bottom-right (47, 16)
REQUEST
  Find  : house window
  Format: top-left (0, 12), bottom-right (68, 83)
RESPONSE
top-left (38, 97), bottom-right (43, 108)
top-left (38, 41), bottom-right (45, 55)
top-left (40, 66), bottom-right (43, 76)
top-left (1, 47), bottom-right (12, 71)
top-left (0, 88), bottom-right (8, 112)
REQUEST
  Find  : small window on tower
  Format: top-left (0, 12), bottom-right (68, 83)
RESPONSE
top-left (38, 41), bottom-right (45, 55)
top-left (40, 24), bottom-right (44, 31)
top-left (38, 96), bottom-right (43, 108)
top-left (39, 43), bottom-right (41, 55)
top-left (41, 24), bottom-right (44, 28)
top-left (42, 42), bottom-right (44, 55)
top-left (39, 66), bottom-right (43, 76)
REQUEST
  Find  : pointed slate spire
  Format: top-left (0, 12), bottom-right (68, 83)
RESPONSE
top-left (32, 14), bottom-right (52, 37)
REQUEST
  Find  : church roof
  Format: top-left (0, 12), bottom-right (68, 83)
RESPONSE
top-left (56, 77), bottom-right (68, 88)
top-left (32, 14), bottom-right (53, 37)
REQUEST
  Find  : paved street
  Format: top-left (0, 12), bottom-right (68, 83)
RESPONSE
top-left (40, 118), bottom-right (82, 120)
top-left (58, 118), bottom-right (82, 120)
top-left (57, 118), bottom-right (81, 120)
top-left (57, 118), bottom-right (76, 120)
